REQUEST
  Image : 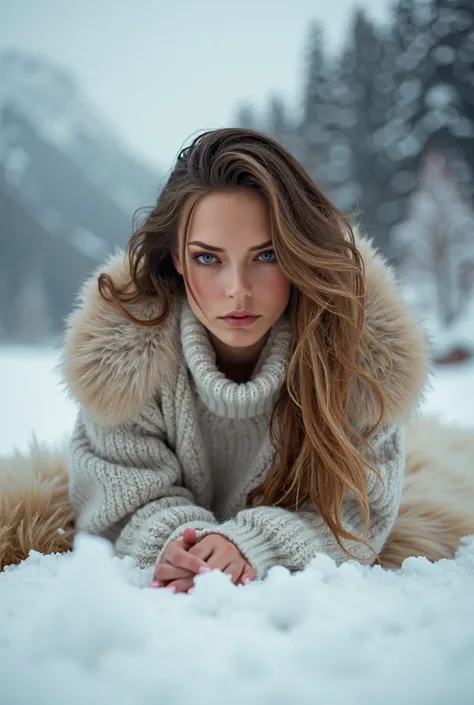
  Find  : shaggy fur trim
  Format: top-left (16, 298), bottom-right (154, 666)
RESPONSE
top-left (349, 236), bottom-right (430, 427)
top-left (59, 251), bottom-right (180, 425)
top-left (59, 235), bottom-right (430, 427)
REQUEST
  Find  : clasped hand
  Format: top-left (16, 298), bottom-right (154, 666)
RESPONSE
top-left (153, 528), bottom-right (256, 593)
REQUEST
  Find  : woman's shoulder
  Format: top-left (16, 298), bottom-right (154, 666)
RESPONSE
top-left (59, 249), bottom-right (183, 427)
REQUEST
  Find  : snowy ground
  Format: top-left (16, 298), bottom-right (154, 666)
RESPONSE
top-left (1, 347), bottom-right (474, 705)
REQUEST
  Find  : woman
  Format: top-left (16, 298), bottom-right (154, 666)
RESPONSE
top-left (60, 125), bottom-right (430, 594)
top-left (1, 128), bottom-right (471, 585)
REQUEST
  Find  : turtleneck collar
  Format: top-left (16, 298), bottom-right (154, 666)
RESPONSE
top-left (180, 301), bottom-right (292, 419)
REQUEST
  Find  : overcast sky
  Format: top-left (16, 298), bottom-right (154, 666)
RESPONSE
top-left (1, 0), bottom-right (393, 172)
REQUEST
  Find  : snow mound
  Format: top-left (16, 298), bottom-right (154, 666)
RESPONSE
top-left (1, 533), bottom-right (473, 705)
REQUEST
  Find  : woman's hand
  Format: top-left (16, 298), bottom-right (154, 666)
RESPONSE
top-left (152, 529), bottom-right (256, 593)
top-left (188, 532), bottom-right (256, 585)
top-left (153, 528), bottom-right (206, 593)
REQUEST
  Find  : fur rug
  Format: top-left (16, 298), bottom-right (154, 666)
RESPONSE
top-left (0, 416), bottom-right (473, 572)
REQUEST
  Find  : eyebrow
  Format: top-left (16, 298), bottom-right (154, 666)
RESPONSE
top-left (188, 239), bottom-right (273, 253)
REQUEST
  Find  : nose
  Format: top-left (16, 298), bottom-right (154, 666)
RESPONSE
top-left (224, 264), bottom-right (252, 300)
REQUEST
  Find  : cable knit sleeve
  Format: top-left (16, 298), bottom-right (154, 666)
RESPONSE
top-left (195, 423), bottom-right (405, 579)
top-left (68, 399), bottom-right (218, 568)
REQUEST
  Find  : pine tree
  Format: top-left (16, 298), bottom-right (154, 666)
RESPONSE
top-left (336, 10), bottom-right (392, 247)
top-left (232, 0), bottom-right (474, 262)
top-left (300, 22), bottom-right (335, 189)
top-left (235, 104), bottom-right (259, 131)
top-left (394, 150), bottom-right (474, 327)
top-left (372, 0), bottom-right (433, 254)
top-left (265, 96), bottom-right (290, 145)
top-left (422, 0), bottom-right (474, 197)
top-left (300, 10), bottom-right (405, 253)
top-left (263, 95), bottom-right (306, 165)
top-left (384, 0), bottom-right (474, 244)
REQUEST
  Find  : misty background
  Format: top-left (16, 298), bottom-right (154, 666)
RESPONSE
top-left (1, 0), bottom-right (473, 363)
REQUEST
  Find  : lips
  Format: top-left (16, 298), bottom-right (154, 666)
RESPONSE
top-left (221, 310), bottom-right (258, 318)
top-left (219, 313), bottom-right (260, 328)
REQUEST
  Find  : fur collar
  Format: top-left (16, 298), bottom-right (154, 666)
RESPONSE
top-left (60, 234), bottom-right (430, 427)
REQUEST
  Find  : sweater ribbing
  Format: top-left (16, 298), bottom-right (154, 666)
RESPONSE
top-left (180, 301), bottom-right (291, 419)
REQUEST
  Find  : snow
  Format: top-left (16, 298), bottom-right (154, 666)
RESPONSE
top-left (432, 45), bottom-right (456, 65)
top-left (399, 78), bottom-right (422, 103)
top-left (1, 535), bottom-right (474, 705)
top-left (1, 346), bottom-right (474, 704)
top-left (429, 300), bottom-right (474, 361)
top-left (425, 84), bottom-right (457, 109)
top-left (452, 117), bottom-right (473, 138)
top-left (0, 347), bottom-right (76, 455)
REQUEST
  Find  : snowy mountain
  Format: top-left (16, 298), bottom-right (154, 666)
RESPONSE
top-left (0, 51), bottom-right (162, 342)
top-left (0, 50), bottom-right (161, 213)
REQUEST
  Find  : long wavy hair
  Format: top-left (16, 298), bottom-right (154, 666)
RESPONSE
top-left (98, 127), bottom-right (384, 560)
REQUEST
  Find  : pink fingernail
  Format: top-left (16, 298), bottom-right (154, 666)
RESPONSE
top-left (168, 586), bottom-right (176, 593)
top-left (199, 566), bottom-right (211, 574)
top-left (150, 581), bottom-right (162, 588)
top-left (243, 577), bottom-right (251, 585)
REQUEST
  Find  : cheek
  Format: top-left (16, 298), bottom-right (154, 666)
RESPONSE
top-left (257, 269), bottom-right (291, 307)
top-left (186, 267), bottom-right (219, 303)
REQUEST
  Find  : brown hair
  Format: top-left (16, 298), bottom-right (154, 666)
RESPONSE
top-left (98, 127), bottom-right (384, 560)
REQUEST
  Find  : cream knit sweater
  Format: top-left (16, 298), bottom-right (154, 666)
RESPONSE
top-left (69, 300), bottom-right (406, 579)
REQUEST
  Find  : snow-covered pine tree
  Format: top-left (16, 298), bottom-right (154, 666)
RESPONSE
top-left (419, 0), bottom-right (474, 200)
top-left (335, 9), bottom-right (392, 250)
top-left (384, 0), bottom-right (474, 242)
top-left (300, 8), bottom-right (407, 254)
top-left (372, 0), bottom-right (434, 257)
top-left (234, 104), bottom-right (259, 131)
top-left (263, 94), bottom-right (306, 166)
top-left (394, 149), bottom-right (474, 328)
top-left (452, 0), bottom-right (474, 179)
top-left (300, 22), bottom-right (336, 190)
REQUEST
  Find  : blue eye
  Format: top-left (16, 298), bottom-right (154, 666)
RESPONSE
top-left (258, 250), bottom-right (276, 262)
top-left (196, 253), bottom-right (217, 265)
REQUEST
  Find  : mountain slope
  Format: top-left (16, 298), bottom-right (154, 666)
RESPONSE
top-left (0, 51), bottom-right (162, 342)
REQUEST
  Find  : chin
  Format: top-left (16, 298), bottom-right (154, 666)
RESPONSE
top-left (224, 333), bottom-right (261, 348)
top-left (213, 323), bottom-right (270, 349)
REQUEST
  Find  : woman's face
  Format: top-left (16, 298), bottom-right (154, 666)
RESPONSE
top-left (173, 189), bottom-right (291, 353)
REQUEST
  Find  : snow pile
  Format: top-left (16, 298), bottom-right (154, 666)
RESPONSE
top-left (1, 533), bottom-right (473, 705)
